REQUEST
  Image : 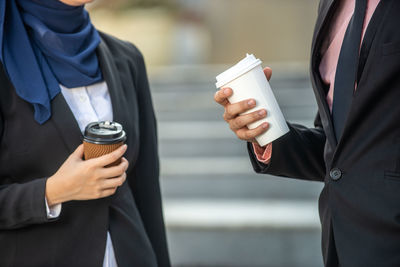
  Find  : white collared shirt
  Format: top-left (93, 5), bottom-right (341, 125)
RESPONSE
top-left (45, 81), bottom-right (118, 267)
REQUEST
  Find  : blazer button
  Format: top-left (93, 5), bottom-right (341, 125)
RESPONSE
top-left (330, 168), bottom-right (342, 181)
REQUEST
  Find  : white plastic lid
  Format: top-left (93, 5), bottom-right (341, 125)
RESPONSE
top-left (215, 54), bottom-right (262, 88)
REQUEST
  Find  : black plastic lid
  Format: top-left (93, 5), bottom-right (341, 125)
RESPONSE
top-left (83, 121), bottom-right (126, 144)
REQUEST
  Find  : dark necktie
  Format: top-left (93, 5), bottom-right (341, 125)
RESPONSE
top-left (332, 0), bottom-right (368, 140)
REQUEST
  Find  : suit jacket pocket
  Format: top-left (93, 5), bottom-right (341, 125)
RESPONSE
top-left (384, 171), bottom-right (400, 181)
top-left (382, 41), bottom-right (400, 56)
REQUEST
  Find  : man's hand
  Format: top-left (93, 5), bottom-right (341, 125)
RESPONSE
top-left (214, 67), bottom-right (272, 144)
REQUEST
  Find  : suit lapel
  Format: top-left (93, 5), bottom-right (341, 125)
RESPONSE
top-left (311, 0), bottom-right (336, 53)
top-left (332, 0), bottom-right (393, 158)
top-left (97, 41), bottom-right (125, 128)
top-left (356, 1), bottom-right (386, 85)
top-left (51, 93), bottom-right (83, 153)
top-left (96, 38), bottom-right (138, 164)
top-left (310, 0), bottom-right (337, 147)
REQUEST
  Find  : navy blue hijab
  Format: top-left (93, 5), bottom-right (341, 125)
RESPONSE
top-left (0, 0), bottom-right (102, 124)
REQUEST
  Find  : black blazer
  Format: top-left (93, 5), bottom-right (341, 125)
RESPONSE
top-left (248, 0), bottom-right (400, 266)
top-left (0, 32), bottom-right (170, 267)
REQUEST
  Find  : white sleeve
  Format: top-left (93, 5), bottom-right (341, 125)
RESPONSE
top-left (45, 197), bottom-right (62, 219)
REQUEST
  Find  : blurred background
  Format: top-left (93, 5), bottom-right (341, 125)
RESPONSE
top-left (89, 0), bottom-right (324, 266)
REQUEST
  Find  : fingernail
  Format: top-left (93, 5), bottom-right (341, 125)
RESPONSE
top-left (248, 99), bottom-right (256, 106)
top-left (258, 110), bottom-right (266, 116)
top-left (223, 88), bottom-right (230, 95)
top-left (262, 123), bottom-right (269, 129)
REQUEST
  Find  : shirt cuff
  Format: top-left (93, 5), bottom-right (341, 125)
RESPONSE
top-left (45, 197), bottom-right (62, 219)
top-left (252, 143), bottom-right (272, 164)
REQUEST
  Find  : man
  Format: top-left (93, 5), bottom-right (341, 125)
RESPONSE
top-left (215, 0), bottom-right (400, 266)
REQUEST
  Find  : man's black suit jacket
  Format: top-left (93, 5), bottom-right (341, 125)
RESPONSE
top-left (248, 0), bottom-right (400, 266)
top-left (0, 32), bottom-right (170, 267)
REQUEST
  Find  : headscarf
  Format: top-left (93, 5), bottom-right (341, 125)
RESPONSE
top-left (0, 0), bottom-right (102, 124)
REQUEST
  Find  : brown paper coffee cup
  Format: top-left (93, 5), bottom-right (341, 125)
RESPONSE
top-left (83, 121), bottom-right (126, 167)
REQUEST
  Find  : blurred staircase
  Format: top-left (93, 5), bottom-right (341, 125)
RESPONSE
top-left (150, 65), bottom-right (324, 267)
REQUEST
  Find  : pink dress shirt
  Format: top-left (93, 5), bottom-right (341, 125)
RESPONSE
top-left (253, 0), bottom-right (381, 163)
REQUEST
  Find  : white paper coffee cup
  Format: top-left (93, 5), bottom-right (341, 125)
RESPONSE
top-left (215, 54), bottom-right (289, 147)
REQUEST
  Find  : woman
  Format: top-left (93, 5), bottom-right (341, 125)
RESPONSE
top-left (0, 0), bottom-right (170, 266)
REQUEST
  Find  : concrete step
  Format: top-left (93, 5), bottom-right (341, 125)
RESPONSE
top-left (159, 138), bottom-right (248, 158)
top-left (160, 156), bottom-right (256, 176)
top-left (160, 174), bottom-right (323, 200)
top-left (154, 107), bottom-right (317, 122)
top-left (151, 88), bottom-right (316, 112)
top-left (163, 199), bottom-right (323, 267)
top-left (157, 120), bottom-right (314, 142)
top-left (149, 62), bottom-right (310, 88)
top-left (164, 199), bottom-right (320, 230)
top-left (149, 65), bottom-right (312, 93)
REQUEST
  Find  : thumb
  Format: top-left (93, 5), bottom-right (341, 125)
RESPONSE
top-left (264, 67), bottom-right (272, 81)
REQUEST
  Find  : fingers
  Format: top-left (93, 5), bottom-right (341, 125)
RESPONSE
top-left (90, 145), bottom-right (128, 167)
top-left (236, 122), bottom-right (269, 141)
top-left (230, 109), bottom-right (267, 130)
top-left (71, 144), bottom-right (84, 159)
top-left (98, 158), bottom-right (129, 178)
top-left (224, 99), bottom-right (256, 121)
top-left (101, 173), bottom-right (127, 190)
top-left (264, 67), bottom-right (272, 81)
top-left (214, 88), bottom-right (233, 106)
top-left (99, 188), bottom-right (118, 198)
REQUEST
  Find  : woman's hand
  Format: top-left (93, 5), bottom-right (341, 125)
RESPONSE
top-left (45, 144), bottom-right (129, 206)
top-left (214, 67), bottom-right (273, 144)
